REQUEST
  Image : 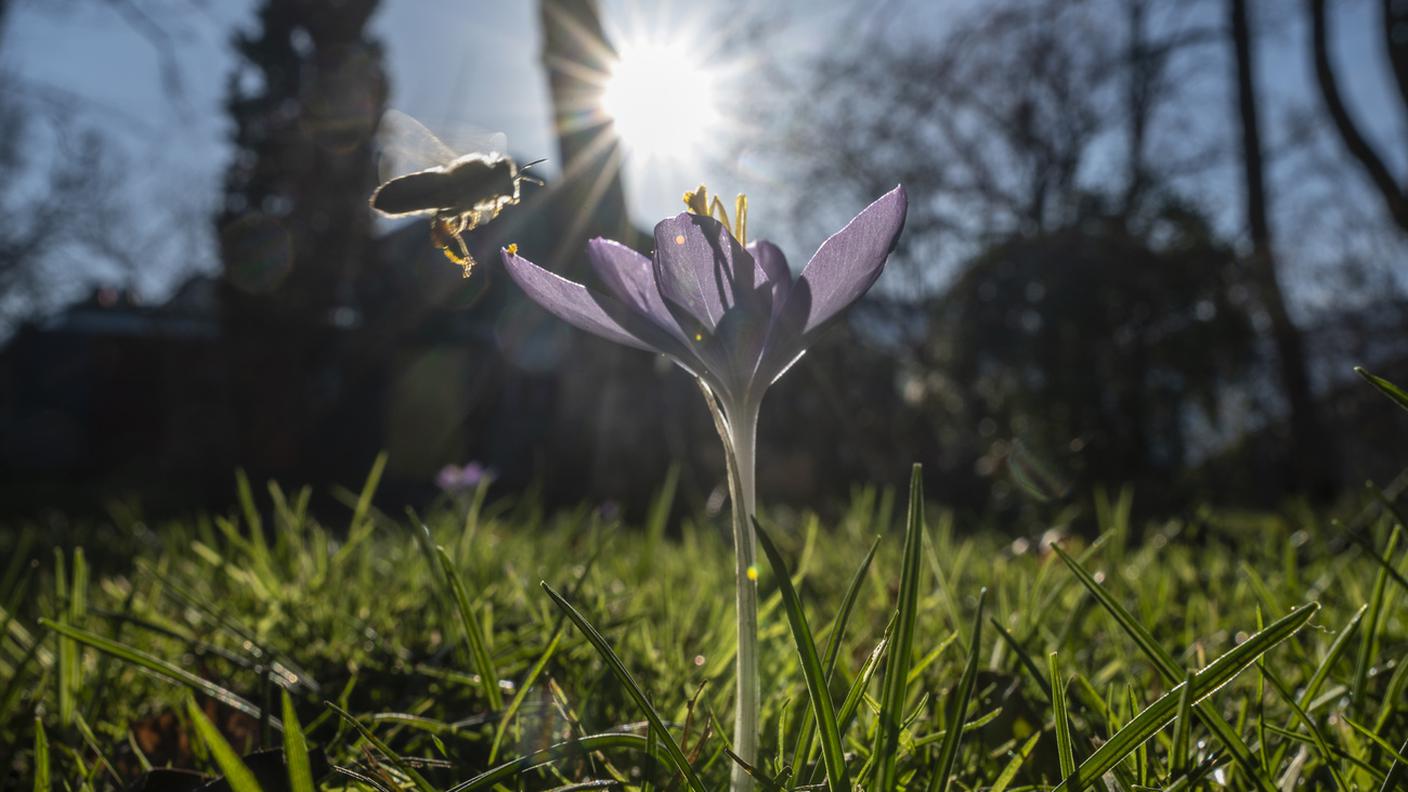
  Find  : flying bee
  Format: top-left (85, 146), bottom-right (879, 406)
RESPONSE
top-left (369, 109), bottom-right (545, 277)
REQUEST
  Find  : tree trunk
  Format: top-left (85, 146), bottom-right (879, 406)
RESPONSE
top-left (1230, 0), bottom-right (1336, 498)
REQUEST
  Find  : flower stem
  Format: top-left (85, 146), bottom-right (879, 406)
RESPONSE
top-left (729, 401), bottom-right (759, 792)
top-left (699, 383), bottom-right (760, 792)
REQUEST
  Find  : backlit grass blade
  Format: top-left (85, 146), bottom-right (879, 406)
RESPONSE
top-left (1051, 601), bottom-right (1319, 791)
top-left (281, 690), bottom-right (314, 792)
top-left (447, 732), bottom-right (652, 792)
top-left (541, 582), bottom-right (706, 792)
top-left (1302, 603), bottom-right (1366, 708)
top-left (755, 519), bottom-right (850, 792)
top-left (1353, 525), bottom-right (1398, 706)
top-left (790, 534), bottom-right (880, 774)
top-left (991, 618), bottom-right (1053, 701)
top-left (39, 618), bottom-right (266, 720)
top-left (1171, 668), bottom-right (1195, 778)
top-left (327, 702), bottom-right (436, 792)
top-left (932, 588), bottom-right (986, 792)
top-left (489, 629), bottom-right (563, 763)
top-left (1053, 544), bottom-right (1276, 792)
top-left (1355, 366), bottom-right (1408, 412)
top-left (990, 731), bottom-right (1040, 792)
top-left (1049, 650), bottom-right (1076, 788)
top-left (33, 717), bottom-right (49, 792)
top-left (436, 546), bottom-right (503, 710)
top-left (1378, 737), bottom-right (1408, 792)
top-left (186, 695), bottom-right (260, 792)
top-left (874, 463), bottom-right (926, 792)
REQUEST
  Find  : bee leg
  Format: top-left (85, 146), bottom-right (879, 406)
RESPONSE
top-left (449, 230), bottom-right (475, 278)
top-left (431, 215), bottom-right (476, 277)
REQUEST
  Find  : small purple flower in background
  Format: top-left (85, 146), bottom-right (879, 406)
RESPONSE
top-left (595, 500), bottom-right (622, 522)
top-left (436, 461), bottom-right (493, 493)
top-left (501, 184), bottom-right (906, 788)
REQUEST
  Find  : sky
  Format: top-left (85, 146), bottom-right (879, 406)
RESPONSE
top-left (2, 0), bottom-right (1404, 311)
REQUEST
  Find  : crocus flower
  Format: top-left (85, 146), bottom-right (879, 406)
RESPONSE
top-left (500, 185), bottom-right (907, 416)
top-left (501, 185), bottom-right (905, 791)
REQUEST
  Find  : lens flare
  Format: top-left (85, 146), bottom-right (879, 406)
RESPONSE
top-left (602, 43), bottom-right (722, 159)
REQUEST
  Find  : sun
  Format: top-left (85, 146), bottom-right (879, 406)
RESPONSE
top-left (602, 42), bottom-right (724, 160)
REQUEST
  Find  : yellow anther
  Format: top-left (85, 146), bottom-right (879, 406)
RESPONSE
top-left (694, 332), bottom-right (703, 342)
top-left (675, 234), bottom-right (686, 245)
top-left (684, 186), bottom-right (710, 216)
top-left (506, 242), bottom-right (519, 255)
top-left (746, 565), bottom-right (758, 581)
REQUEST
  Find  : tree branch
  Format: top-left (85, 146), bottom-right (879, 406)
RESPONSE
top-left (1309, 0), bottom-right (1408, 233)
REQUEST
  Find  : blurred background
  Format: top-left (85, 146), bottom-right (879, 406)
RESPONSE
top-left (1, 0), bottom-right (1406, 521)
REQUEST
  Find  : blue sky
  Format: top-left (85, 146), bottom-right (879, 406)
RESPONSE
top-left (3, 0), bottom-right (1404, 310)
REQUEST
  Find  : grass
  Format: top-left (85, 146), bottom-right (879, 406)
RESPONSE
top-left (1, 462), bottom-right (1405, 791)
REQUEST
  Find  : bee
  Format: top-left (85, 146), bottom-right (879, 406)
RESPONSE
top-left (370, 109), bottom-right (545, 277)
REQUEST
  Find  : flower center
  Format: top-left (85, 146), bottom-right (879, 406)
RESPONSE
top-left (683, 185), bottom-right (747, 247)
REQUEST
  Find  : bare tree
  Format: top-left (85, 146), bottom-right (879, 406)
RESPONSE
top-left (1229, 0), bottom-right (1335, 496)
top-left (1308, 0), bottom-right (1408, 235)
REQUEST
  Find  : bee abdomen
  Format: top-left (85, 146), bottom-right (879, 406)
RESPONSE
top-left (371, 170), bottom-right (464, 216)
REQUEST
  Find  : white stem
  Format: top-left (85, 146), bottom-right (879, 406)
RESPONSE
top-left (725, 398), bottom-right (760, 792)
top-left (697, 383), bottom-right (763, 792)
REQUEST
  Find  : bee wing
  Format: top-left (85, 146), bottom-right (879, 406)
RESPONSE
top-left (376, 110), bottom-right (512, 182)
top-left (375, 109), bottom-right (462, 183)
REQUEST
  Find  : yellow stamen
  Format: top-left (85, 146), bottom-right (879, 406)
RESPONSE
top-left (675, 234), bottom-right (686, 245)
top-left (734, 194), bottom-right (747, 246)
top-left (506, 242), bottom-right (519, 255)
top-left (684, 186), bottom-right (710, 217)
top-left (683, 184), bottom-right (749, 245)
top-left (708, 195), bottom-right (730, 230)
top-left (694, 332), bottom-right (703, 342)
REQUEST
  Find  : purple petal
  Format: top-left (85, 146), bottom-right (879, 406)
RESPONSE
top-left (501, 248), bottom-right (658, 353)
top-left (791, 186), bottom-right (907, 334)
top-left (652, 213), bottom-right (764, 332)
top-left (748, 239), bottom-right (791, 318)
top-left (587, 238), bottom-right (689, 342)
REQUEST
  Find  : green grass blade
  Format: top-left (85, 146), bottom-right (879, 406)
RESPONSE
top-left (1053, 544), bottom-right (1276, 792)
top-left (874, 463), bottom-right (926, 792)
top-left (1353, 526), bottom-right (1398, 706)
top-left (33, 717), bottom-right (49, 792)
top-left (281, 690), bottom-right (314, 792)
top-left (990, 731), bottom-right (1041, 792)
top-left (327, 702), bottom-right (436, 792)
top-left (790, 534), bottom-right (880, 774)
top-left (1303, 603), bottom-right (1366, 708)
top-left (1355, 367), bottom-right (1408, 412)
top-left (39, 618), bottom-right (266, 720)
top-left (186, 695), bottom-right (260, 792)
top-left (932, 588), bottom-right (986, 792)
top-left (435, 546), bottom-right (503, 710)
top-left (1171, 668), bottom-right (1195, 778)
top-left (541, 582), bottom-right (706, 792)
top-left (1378, 737), bottom-right (1408, 792)
top-left (755, 519), bottom-right (850, 792)
top-left (1052, 601), bottom-right (1319, 791)
top-left (447, 732), bottom-right (652, 792)
top-left (1050, 650), bottom-right (1077, 787)
top-left (991, 618), bottom-right (1053, 701)
top-left (351, 451), bottom-right (388, 532)
top-left (489, 629), bottom-right (563, 764)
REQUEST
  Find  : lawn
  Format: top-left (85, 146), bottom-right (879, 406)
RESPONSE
top-left (3, 456), bottom-right (1405, 791)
